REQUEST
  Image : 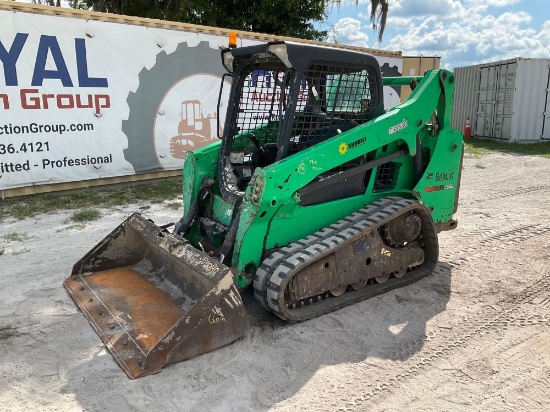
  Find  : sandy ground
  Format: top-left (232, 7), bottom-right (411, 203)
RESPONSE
top-left (1, 152), bottom-right (549, 412)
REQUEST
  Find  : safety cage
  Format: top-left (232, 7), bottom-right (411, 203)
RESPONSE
top-left (220, 58), bottom-right (381, 195)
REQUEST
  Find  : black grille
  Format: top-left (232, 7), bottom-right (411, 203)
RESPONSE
top-left (288, 63), bottom-right (377, 157)
top-left (232, 67), bottom-right (292, 154)
top-left (229, 63), bottom-right (377, 159)
top-left (373, 161), bottom-right (401, 192)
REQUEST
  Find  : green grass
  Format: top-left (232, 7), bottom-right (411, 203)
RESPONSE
top-left (0, 179), bottom-right (182, 221)
top-left (71, 209), bottom-right (101, 222)
top-left (0, 247), bottom-right (4, 256)
top-left (3, 232), bottom-right (27, 242)
top-left (464, 138), bottom-right (550, 159)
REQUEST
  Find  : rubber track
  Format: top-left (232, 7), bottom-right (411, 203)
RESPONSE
top-left (253, 197), bottom-right (399, 310)
top-left (254, 197), bottom-right (439, 322)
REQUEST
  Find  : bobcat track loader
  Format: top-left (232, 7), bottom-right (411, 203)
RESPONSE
top-left (65, 41), bottom-right (463, 379)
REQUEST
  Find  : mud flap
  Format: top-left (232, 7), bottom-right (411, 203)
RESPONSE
top-left (64, 213), bottom-right (246, 379)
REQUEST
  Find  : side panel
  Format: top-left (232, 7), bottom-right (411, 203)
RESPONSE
top-left (543, 68), bottom-right (550, 140)
top-left (182, 141), bottom-right (221, 215)
top-left (413, 128), bottom-right (464, 223)
top-left (452, 64), bottom-right (478, 134)
top-left (511, 59), bottom-right (550, 143)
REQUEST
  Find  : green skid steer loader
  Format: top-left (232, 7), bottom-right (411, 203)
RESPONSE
top-left (65, 41), bottom-right (463, 379)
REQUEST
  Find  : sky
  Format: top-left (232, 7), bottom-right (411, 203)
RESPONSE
top-left (324, 0), bottom-right (550, 69)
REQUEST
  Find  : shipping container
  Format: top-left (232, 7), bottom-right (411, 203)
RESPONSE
top-left (400, 56), bottom-right (441, 102)
top-left (453, 58), bottom-right (550, 143)
top-left (451, 64), bottom-right (478, 135)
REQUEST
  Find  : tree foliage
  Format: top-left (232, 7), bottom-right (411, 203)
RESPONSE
top-left (66, 0), bottom-right (188, 21)
top-left (332, 0), bottom-right (389, 43)
top-left (42, 0), bottom-right (388, 43)
top-left (183, 0), bottom-right (329, 41)
top-left (367, 0), bottom-right (389, 42)
top-left (31, 1), bottom-right (61, 6)
top-left (64, 0), bottom-right (328, 40)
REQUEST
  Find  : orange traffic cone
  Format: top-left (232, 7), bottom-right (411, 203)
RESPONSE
top-left (464, 116), bottom-right (471, 139)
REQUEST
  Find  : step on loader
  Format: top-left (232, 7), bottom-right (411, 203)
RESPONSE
top-left (65, 41), bottom-right (463, 378)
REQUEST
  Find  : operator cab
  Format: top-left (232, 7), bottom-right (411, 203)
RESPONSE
top-left (218, 41), bottom-right (385, 203)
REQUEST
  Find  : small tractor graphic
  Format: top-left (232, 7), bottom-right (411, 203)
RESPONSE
top-left (170, 100), bottom-right (219, 159)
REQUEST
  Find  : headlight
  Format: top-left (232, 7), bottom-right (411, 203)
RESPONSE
top-left (267, 43), bottom-right (292, 68)
top-left (222, 51), bottom-right (234, 73)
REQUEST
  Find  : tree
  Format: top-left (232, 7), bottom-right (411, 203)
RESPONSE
top-left (65, 0), bottom-right (388, 43)
top-left (368, 0), bottom-right (389, 42)
top-left (332, 0), bottom-right (389, 42)
top-left (67, 0), bottom-right (328, 40)
top-left (183, 0), bottom-right (328, 41)
top-left (66, 0), bottom-right (189, 21)
top-left (32, 1), bottom-right (61, 6)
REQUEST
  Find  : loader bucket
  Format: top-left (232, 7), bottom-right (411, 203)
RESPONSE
top-left (64, 213), bottom-right (246, 379)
